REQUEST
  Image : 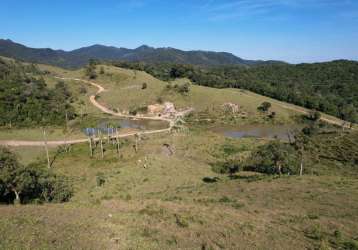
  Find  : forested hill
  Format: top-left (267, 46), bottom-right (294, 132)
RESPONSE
top-left (113, 60), bottom-right (358, 123)
top-left (0, 58), bottom-right (75, 127)
top-left (0, 39), bottom-right (284, 69)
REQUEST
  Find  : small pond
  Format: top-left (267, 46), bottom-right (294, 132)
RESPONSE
top-left (211, 124), bottom-right (302, 141)
top-left (83, 118), bottom-right (168, 136)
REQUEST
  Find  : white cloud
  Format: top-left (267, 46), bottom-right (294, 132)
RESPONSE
top-left (199, 0), bottom-right (354, 21)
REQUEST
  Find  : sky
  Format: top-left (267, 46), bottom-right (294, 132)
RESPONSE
top-left (1, 0), bottom-right (358, 63)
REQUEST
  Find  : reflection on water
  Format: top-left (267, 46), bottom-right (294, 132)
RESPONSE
top-left (212, 124), bottom-right (301, 141)
top-left (83, 118), bottom-right (168, 136)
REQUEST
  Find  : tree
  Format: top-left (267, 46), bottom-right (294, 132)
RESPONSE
top-left (0, 147), bottom-right (72, 204)
top-left (293, 132), bottom-right (312, 176)
top-left (258, 102), bottom-right (272, 112)
top-left (340, 105), bottom-right (357, 128)
top-left (177, 82), bottom-right (190, 95)
top-left (308, 110), bottom-right (321, 122)
top-left (0, 59), bottom-right (75, 127)
top-left (249, 141), bottom-right (298, 175)
top-left (142, 82), bottom-right (147, 90)
top-left (85, 60), bottom-right (97, 79)
top-left (0, 147), bottom-right (21, 203)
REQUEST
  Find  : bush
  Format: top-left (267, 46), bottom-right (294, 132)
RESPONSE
top-left (302, 125), bottom-right (318, 136)
top-left (79, 85), bottom-right (87, 94)
top-left (202, 177), bottom-right (220, 183)
top-left (247, 141), bottom-right (299, 175)
top-left (142, 82), bottom-right (147, 89)
top-left (308, 110), bottom-right (321, 121)
top-left (40, 173), bottom-right (73, 203)
top-left (156, 97), bottom-right (164, 104)
top-left (258, 102), bottom-right (272, 112)
top-left (211, 160), bottom-right (240, 175)
top-left (96, 173), bottom-right (106, 187)
top-left (342, 240), bottom-right (358, 250)
top-left (85, 61), bottom-right (97, 79)
top-left (166, 82), bottom-right (190, 95)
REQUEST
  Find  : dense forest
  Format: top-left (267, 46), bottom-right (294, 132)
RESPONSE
top-left (0, 58), bottom-right (75, 127)
top-left (112, 60), bottom-right (358, 123)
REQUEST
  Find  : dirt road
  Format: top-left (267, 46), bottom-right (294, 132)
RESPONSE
top-left (0, 77), bottom-right (352, 147)
top-left (0, 77), bottom-right (175, 147)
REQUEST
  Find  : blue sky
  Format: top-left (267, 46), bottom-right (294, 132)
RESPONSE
top-left (1, 0), bottom-right (358, 63)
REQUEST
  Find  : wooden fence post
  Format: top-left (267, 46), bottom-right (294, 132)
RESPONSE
top-left (100, 131), bottom-right (104, 159)
top-left (42, 128), bottom-right (50, 168)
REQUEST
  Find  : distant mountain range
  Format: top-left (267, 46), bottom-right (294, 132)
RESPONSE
top-left (0, 39), bottom-right (285, 68)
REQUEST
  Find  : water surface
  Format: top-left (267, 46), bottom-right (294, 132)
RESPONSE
top-left (211, 124), bottom-right (301, 141)
top-left (83, 118), bottom-right (168, 136)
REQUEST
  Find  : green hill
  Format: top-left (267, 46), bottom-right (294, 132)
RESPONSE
top-left (115, 60), bottom-right (358, 124)
top-left (0, 39), bottom-right (284, 69)
top-left (0, 60), bottom-right (357, 250)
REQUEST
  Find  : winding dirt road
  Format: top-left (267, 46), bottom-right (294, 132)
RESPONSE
top-left (0, 77), bottom-right (176, 147)
top-left (0, 77), bottom-right (352, 147)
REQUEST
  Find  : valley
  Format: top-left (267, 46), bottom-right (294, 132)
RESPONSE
top-left (0, 58), bottom-right (357, 249)
top-left (2, 1), bottom-right (358, 248)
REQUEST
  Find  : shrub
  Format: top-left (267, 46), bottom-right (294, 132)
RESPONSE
top-left (156, 97), bottom-right (164, 104)
top-left (247, 141), bottom-right (299, 175)
top-left (302, 125), bottom-right (318, 136)
top-left (166, 82), bottom-right (190, 95)
top-left (177, 82), bottom-right (190, 95)
top-left (79, 85), bottom-right (87, 94)
top-left (40, 173), bottom-right (73, 203)
top-left (342, 240), bottom-right (358, 250)
top-left (211, 160), bottom-right (240, 175)
top-left (175, 214), bottom-right (189, 228)
top-left (96, 173), bottom-right (106, 187)
top-left (308, 110), bottom-right (321, 121)
top-left (221, 144), bottom-right (240, 156)
top-left (142, 82), bottom-right (147, 89)
top-left (258, 102), bottom-right (272, 112)
top-left (202, 177), bottom-right (220, 183)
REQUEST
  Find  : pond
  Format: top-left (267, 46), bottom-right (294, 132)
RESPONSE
top-left (211, 124), bottom-right (301, 141)
top-left (83, 118), bottom-right (169, 136)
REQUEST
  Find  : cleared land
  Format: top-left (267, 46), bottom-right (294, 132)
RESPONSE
top-left (1, 131), bottom-right (358, 249)
top-left (0, 62), bottom-right (357, 250)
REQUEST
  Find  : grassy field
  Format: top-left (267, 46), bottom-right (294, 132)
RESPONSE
top-left (1, 129), bottom-right (358, 249)
top-left (0, 127), bottom-right (85, 141)
top-left (91, 65), bottom-right (294, 122)
top-left (1, 62), bottom-right (357, 249)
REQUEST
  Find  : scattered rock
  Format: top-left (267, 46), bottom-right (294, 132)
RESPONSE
top-left (148, 102), bottom-right (176, 116)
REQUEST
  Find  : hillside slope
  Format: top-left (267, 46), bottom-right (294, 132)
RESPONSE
top-left (114, 61), bottom-right (358, 124)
